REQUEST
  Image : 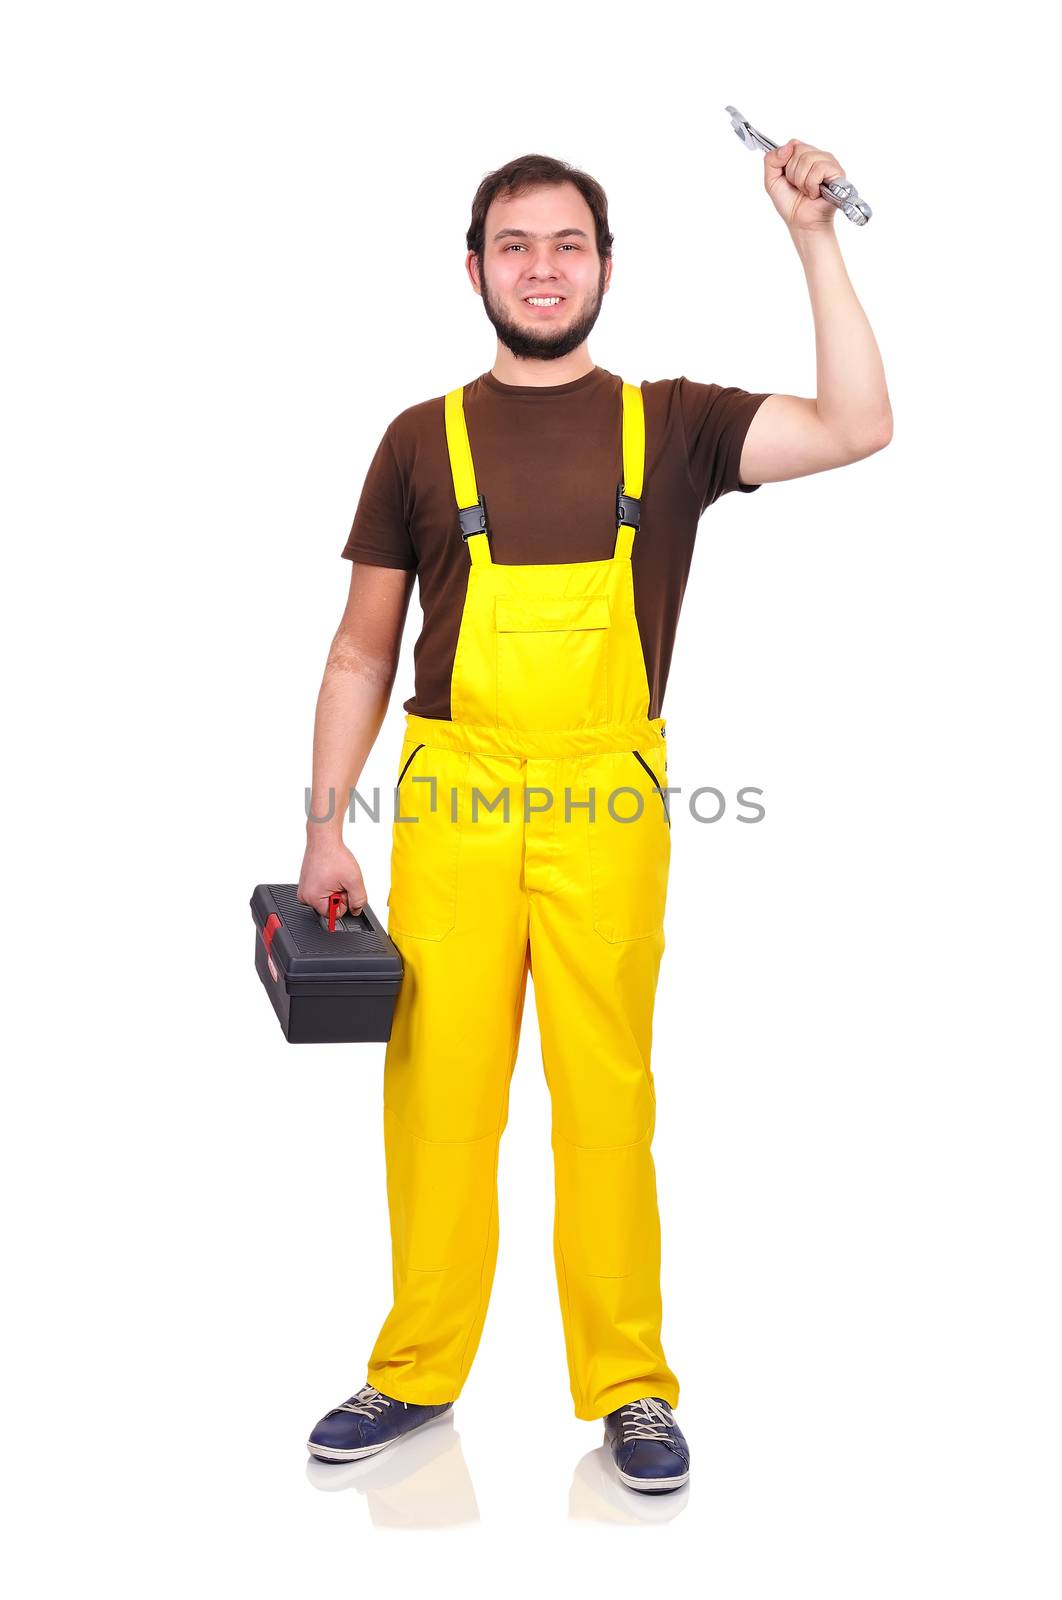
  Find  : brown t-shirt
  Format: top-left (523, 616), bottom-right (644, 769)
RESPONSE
top-left (342, 365), bottom-right (771, 719)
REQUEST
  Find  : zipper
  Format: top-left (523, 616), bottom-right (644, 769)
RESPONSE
top-left (397, 742), bottom-right (426, 786)
top-left (631, 750), bottom-right (670, 829)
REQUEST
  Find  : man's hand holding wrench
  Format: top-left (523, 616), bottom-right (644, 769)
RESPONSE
top-left (726, 106), bottom-right (873, 229)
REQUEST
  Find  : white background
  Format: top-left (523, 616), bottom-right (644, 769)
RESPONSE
top-left (3, 2), bottom-right (1059, 1593)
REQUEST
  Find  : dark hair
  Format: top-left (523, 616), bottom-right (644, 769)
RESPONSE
top-left (466, 153), bottom-right (614, 265)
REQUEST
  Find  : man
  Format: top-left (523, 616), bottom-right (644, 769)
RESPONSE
top-left (297, 150), bottom-right (891, 1495)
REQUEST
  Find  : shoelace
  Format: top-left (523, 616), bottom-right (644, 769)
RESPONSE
top-left (335, 1383), bottom-right (399, 1419)
top-left (619, 1397), bottom-right (676, 1441)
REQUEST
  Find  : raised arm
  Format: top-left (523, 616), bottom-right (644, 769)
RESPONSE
top-left (298, 561), bottom-right (415, 919)
top-left (737, 138), bottom-right (894, 487)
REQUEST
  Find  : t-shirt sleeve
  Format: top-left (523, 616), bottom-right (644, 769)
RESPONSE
top-left (340, 423), bottom-right (417, 568)
top-left (677, 378), bottom-right (773, 512)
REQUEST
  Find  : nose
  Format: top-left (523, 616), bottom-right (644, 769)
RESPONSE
top-left (521, 244), bottom-right (561, 283)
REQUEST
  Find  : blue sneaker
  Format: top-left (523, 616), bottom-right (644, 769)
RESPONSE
top-left (307, 1383), bottom-right (453, 1463)
top-left (603, 1396), bottom-right (690, 1493)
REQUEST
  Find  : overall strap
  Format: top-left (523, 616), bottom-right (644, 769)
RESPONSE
top-left (444, 377), bottom-right (645, 565)
top-left (444, 386), bottom-right (492, 567)
top-left (615, 380), bottom-right (645, 560)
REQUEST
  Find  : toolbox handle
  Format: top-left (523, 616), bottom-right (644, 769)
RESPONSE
top-left (327, 891), bottom-right (344, 932)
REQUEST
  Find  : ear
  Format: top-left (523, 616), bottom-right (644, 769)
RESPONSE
top-left (465, 251), bottom-right (483, 297)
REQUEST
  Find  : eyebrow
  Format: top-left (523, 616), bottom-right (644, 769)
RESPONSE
top-left (491, 228), bottom-right (590, 242)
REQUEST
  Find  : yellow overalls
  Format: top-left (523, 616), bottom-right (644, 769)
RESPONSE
top-left (367, 379), bottom-right (679, 1422)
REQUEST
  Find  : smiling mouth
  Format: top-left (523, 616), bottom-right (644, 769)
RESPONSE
top-left (523, 296), bottom-right (566, 312)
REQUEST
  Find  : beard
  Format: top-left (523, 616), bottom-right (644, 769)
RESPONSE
top-left (479, 257), bottom-right (607, 361)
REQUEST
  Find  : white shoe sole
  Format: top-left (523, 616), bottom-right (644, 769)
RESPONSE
top-left (615, 1464), bottom-right (689, 1493)
top-left (306, 1438), bottom-right (391, 1462)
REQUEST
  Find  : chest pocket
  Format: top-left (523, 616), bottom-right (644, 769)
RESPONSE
top-left (495, 595), bottom-right (611, 731)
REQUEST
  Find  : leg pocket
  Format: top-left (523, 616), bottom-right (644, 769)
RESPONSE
top-left (587, 743), bottom-right (671, 943)
top-left (387, 741), bottom-right (467, 941)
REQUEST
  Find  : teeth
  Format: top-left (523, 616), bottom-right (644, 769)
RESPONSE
top-left (527, 297), bottom-right (562, 306)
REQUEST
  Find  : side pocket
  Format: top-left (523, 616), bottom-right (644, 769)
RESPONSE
top-left (631, 749), bottom-right (670, 829)
top-left (587, 743), bottom-right (671, 943)
top-left (386, 741), bottom-right (466, 941)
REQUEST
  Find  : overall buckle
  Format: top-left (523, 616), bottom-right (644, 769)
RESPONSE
top-left (458, 494), bottom-right (490, 541)
top-left (616, 484), bottom-right (641, 528)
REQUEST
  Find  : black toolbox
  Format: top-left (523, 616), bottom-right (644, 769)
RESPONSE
top-left (250, 883), bottom-right (404, 1044)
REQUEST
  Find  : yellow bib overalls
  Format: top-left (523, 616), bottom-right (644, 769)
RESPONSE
top-left (367, 380), bottom-right (679, 1421)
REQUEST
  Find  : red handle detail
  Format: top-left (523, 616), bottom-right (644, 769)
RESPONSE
top-left (327, 892), bottom-right (344, 932)
top-left (263, 913), bottom-right (281, 956)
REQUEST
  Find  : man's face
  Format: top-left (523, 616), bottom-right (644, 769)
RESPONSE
top-left (470, 182), bottom-right (610, 361)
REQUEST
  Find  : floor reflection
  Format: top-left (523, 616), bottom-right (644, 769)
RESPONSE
top-left (569, 1443), bottom-right (690, 1524)
top-left (305, 1412), bottom-right (479, 1527)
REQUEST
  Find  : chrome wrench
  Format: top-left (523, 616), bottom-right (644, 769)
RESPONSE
top-left (725, 105), bottom-right (872, 226)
